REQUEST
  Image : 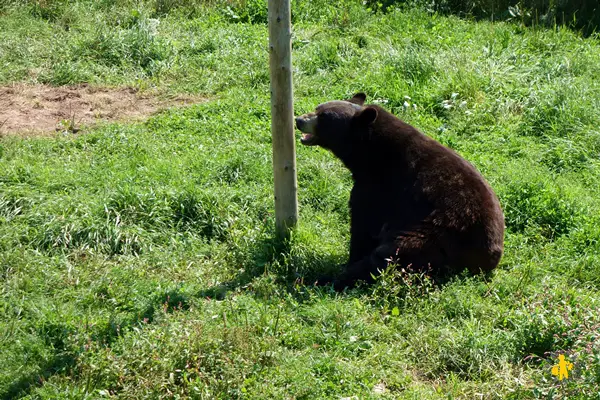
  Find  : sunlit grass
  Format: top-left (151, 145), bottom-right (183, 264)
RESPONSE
top-left (1, 0), bottom-right (600, 398)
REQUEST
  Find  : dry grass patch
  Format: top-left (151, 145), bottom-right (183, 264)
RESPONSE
top-left (0, 84), bottom-right (204, 135)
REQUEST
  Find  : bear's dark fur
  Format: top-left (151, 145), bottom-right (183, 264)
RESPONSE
top-left (295, 93), bottom-right (505, 290)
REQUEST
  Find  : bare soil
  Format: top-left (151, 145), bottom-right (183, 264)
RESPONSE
top-left (0, 84), bottom-right (203, 136)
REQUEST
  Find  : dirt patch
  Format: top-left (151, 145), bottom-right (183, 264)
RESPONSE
top-left (0, 84), bottom-right (204, 136)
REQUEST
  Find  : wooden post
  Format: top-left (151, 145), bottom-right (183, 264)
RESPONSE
top-left (268, 0), bottom-right (298, 238)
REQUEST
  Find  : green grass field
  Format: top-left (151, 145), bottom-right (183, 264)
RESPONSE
top-left (1, 0), bottom-right (600, 398)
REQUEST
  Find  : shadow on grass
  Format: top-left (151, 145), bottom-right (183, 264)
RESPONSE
top-left (3, 287), bottom-right (195, 398)
top-left (197, 235), bottom-right (295, 300)
top-left (193, 233), bottom-right (492, 302)
top-left (196, 234), bottom-right (345, 301)
top-left (3, 353), bottom-right (77, 399)
top-left (2, 324), bottom-right (78, 399)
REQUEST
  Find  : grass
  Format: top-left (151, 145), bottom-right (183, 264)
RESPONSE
top-left (1, 0), bottom-right (600, 398)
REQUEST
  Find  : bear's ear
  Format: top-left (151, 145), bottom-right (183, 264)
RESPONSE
top-left (348, 92), bottom-right (366, 105)
top-left (357, 106), bottom-right (377, 125)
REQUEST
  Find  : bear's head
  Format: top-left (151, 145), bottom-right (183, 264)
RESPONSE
top-left (295, 93), bottom-right (378, 160)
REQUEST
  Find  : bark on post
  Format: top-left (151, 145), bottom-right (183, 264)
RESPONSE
top-left (268, 0), bottom-right (298, 238)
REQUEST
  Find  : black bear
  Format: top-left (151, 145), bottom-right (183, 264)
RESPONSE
top-left (295, 93), bottom-right (505, 290)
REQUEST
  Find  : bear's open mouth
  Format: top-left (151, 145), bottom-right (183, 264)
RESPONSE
top-left (300, 133), bottom-right (318, 146)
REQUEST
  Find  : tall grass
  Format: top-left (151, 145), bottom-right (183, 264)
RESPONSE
top-left (1, 0), bottom-right (600, 398)
top-left (367, 0), bottom-right (600, 36)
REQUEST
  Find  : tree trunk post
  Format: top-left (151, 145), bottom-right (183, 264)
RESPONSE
top-left (268, 0), bottom-right (298, 239)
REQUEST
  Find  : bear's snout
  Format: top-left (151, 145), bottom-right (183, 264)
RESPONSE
top-left (295, 113), bottom-right (319, 146)
top-left (295, 113), bottom-right (317, 134)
